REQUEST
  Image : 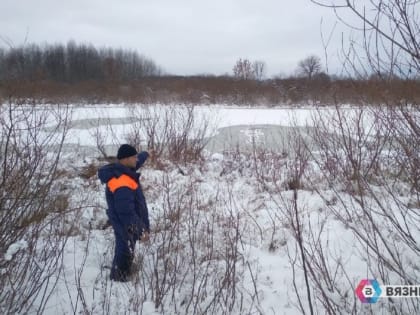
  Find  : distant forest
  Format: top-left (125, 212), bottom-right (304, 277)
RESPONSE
top-left (0, 41), bottom-right (162, 83)
top-left (0, 42), bottom-right (419, 105)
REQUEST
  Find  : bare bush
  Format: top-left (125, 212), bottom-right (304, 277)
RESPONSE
top-left (142, 174), bottom-right (260, 314)
top-left (246, 107), bottom-right (416, 314)
top-left (68, 167), bottom-right (261, 314)
top-left (0, 99), bottom-right (72, 314)
top-left (89, 114), bottom-right (120, 159)
top-left (126, 105), bottom-right (214, 165)
top-left (290, 1), bottom-right (420, 310)
top-left (307, 105), bottom-right (419, 313)
top-left (90, 121), bottom-right (109, 159)
top-left (246, 112), bottom-right (417, 313)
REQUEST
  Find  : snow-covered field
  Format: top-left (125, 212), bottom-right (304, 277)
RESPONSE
top-left (2, 103), bottom-right (419, 314)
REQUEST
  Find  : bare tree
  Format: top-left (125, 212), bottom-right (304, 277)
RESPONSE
top-left (297, 55), bottom-right (322, 79)
top-left (310, 0), bottom-right (419, 78)
top-left (252, 60), bottom-right (266, 81)
top-left (233, 58), bottom-right (254, 80)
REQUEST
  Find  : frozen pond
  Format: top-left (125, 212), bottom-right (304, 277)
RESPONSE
top-left (41, 104), bottom-right (351, 157)
top-left (53, 123), bottom-right (315, 158)
top-left (206, 124), bottom-right (315, 153)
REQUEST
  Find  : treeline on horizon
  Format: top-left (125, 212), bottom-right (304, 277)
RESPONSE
top-left (0, 42), bottom-right (419, 105)
top-left (0, 41), bottom-right (162, 83)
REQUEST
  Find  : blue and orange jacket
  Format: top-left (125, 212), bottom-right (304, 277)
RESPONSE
top-left (98, 152), bottom-right (150, 239)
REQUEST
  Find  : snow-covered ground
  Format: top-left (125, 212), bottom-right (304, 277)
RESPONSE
top-left (3, 103), bottom-right (419, 314)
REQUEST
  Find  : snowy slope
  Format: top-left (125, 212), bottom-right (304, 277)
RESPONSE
top-left (4, 103), bottom-right (418, 314)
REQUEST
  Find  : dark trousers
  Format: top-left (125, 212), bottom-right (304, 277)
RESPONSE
top-left (110, 225), bottom-right (136, 281)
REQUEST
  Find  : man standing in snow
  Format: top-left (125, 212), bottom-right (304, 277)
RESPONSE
top-left (98, 144), bottom-right (150, 282)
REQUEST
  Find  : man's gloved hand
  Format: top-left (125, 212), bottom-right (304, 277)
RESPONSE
top-left (127, 224), bottom-right (135, 235)
top-left (140, 231), bottom-right (150, 242)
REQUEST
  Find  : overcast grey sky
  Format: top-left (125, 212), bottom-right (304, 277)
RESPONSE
top-left (0, 0), bottom-right (352, 76)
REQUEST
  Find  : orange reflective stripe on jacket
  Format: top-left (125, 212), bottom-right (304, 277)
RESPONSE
top-left (107, 174), bottom-right (138, 193)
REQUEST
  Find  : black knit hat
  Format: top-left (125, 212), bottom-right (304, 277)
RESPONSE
top-left (117, 144), bottom-right (137, 160)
